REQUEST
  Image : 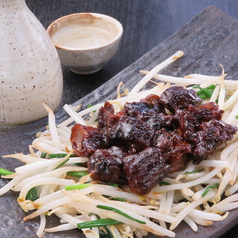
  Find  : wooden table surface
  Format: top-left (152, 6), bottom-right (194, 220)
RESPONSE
top-left (23, 1), bottom-right (238, 237)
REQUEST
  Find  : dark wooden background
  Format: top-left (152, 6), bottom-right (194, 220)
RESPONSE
top-left (22, 1), bottom-right (238, 237)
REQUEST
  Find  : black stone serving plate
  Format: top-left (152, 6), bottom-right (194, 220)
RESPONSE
top-left (1, 5), bottom-right (238, 238)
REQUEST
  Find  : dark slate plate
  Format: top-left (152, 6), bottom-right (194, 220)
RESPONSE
top-left (1, 5), bottom-right (238, 238)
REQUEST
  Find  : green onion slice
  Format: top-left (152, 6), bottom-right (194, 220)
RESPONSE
top-left (183, 169), bottom-right (201, 174)
top-left (159, 181), bottom-right (171, 185)
top-left (89, 213), bottom-right (114, 238)
top-left (66, 171), bottom-right (88, 177)
top-left (87, 104), bottom-right (93, 108)
top-left (106, 182), bottom-right (119, 187)
top-left (40, 152), bottom-right (47, 158)
top-left (54, 158), bottom-right (69, 170)
top-left (193, 84), bottom-right (216, 99)
top-left (96, 205), bottom-right (146, 224)
top-left (75, 163), bottom-right (87, 167)
top-left (103, 225), bottom-right (114, 238)
top-left (77, 218), bottom-right (122, 229)
top-left (99, 230), bottom-right (111, 238)
top-left (65, 184), bottom-right (91, 191)
top-left (103, 195), bottom-right (127, 202)
top-left (179, 198), bottom-right (189, 203)
top-left (202, 184), bottom-right (218, 197)
top-left (0, 168), bottom-right (14, 176)
top-left (48, 153), bottom-right (74, 158)
top-left (26, 187), bottom-right (39, 201)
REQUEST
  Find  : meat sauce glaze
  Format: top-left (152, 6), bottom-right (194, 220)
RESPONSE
top-left (70, 86), bottom-right (237, 195)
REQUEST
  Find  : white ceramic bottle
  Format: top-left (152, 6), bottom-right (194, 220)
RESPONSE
top-left (0, 0), bottom-right (63, 131)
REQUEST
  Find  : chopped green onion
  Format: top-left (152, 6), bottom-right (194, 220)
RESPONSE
top-left (77, 218), bottom-right (122, 229)
top-left (202, 184), bottom-right (218, 197)
top-left (103, 225), bottom-right (114, 238)
top-left (193, 84), bottom-right (216, 100)
top-left (193, 85), bottom-right (202, 89)
top-left (107, 182), bottom-right (119, 187)
top-left (87, 104), bottom-right (93, 108)
top-left (65, 184), bottom-right (91, 191)
top-left (0, 168), bottom-right (14, 176)
top-left (75, 163), bottom-right (87, 167)
top-left (159, 181), bottom-right (171, 186)
top-left (48, 153), bottom-right (74, 159)
top-left (179, 198), bottom-right (189, 203)
top-left (89, 213), bottom-right (114, 238)
top-left (89, 212), bottom-right (97, 217)
top-left (26, 187), bottom-right (38, 201)
top-left (40, 152), bottom-right (47, 158)
top-left (183, 169), bottom-right (201, 175)
top-left (66, 171), bottom-right (88, 177)
top-left (54, 158), bottom-right (69, 170)
top-left (84, 181), bottom-right (92, 184)
top-left (108, 197), bottom-right (127, 202)
top-left (103, 195), bottom-right (127, 202)
top-left (96, 205), bottom-right (146, 224)
top-left (86, 104), bottom-right (97, 119)
top-left (99, 230), bottom-right (111, 238)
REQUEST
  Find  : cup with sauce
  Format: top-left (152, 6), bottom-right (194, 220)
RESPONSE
top-left (47, 13), bottom-right (123, 74)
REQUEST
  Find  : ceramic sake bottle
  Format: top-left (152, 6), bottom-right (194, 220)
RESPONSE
top-left (0, 0), bottom-right (63, 132)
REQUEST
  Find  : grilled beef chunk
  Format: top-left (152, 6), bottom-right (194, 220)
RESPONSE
top-left (70, 86), bottom-right (237, 195)
top-left (123, 94), bottom-right (165, 119)
top-left (140, 94), bottom-right (163, 105)
top-left (109, 116), bottom-right (154, 152)
top-left (190, 120), bottom-right (237, 164)
top-left (123, 147), bottom-right (170, 195)
top-left (160, 86), bottom-right (202, 112)
top-left (97, 101), bottom-right (114, 131)
top-left (97, 101), bottom-right (126, 135)
top-left (88, 146), bottom-right (127, 184)
top-left (123, 94), bottom-right (166, 131)
top-left (197, 102), bottom-right (223, 122)
top-left (153, 129), bottom-right (191, 172)
top-left (123, 102), bottom-right (166, 131)
top-left (174, 102), bottom-right (224, 139)
top-left (71, 124), bottom-right (108, 157)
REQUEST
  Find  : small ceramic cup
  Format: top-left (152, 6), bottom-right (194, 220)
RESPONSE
top-left (47, 12), bottom-right (123, 74)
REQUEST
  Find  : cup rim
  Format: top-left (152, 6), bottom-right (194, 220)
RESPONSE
top-left (47, 12), bottom-right (123, 52)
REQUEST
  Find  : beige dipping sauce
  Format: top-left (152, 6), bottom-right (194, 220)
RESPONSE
top-left (53, 27), bottom-right (114, 49)
top-left (51, 13), bottom-right (121, 50)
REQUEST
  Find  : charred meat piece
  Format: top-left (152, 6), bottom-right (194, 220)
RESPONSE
top-left (174, 108), bottom-right (197, 137)
top-left (123, 101), bottom-right (161, 119)
top-left (70, 124), bottom-right (108, 157)
top-left (123, 97), bottom-right (165, 130)
top-left (109, 116), bottom-right (154, 152)
top-left (175, 102), bottom-right (224, 139)
top-left (97, 101), bottom-right (126, 134)
top-left (191, 119), bottom-right (237, 164)
top-left (123, 94), bottom-right (164, 118)
top-left (197, 102), bottom-right (223, 122)
top-left (153, 129), bottom-right (191, 172)
top-left (88, 146), bottom-right (127, 184)
top-left (97, 101), bottom-right (115, 131)
top-left (160, 86), bottom-right (202, 113)
top-left (140, 94), bottom-right (163, 105)
top-left (144, 112), bottom-right (168, 131)
top-left (123, 147), bottom-right (171, 195)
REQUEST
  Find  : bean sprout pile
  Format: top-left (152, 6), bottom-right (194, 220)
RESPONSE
top-left (1, 51), bottom-right (238, 238)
